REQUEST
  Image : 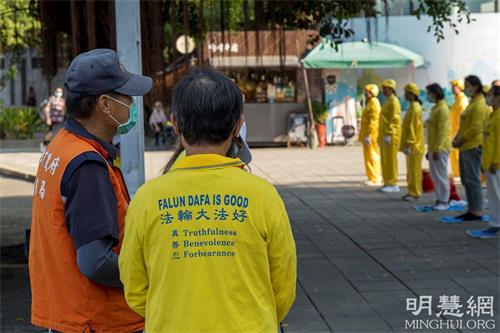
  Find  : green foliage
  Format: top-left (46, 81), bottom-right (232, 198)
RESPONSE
top-left (262, 0), bottom-right (472, 47)
top-left (412, 0), bottom-right (473, 42)
top-left (164, 0), bottom-right (247, 62)
top-left (0, 0), bottom-right (40, 50)
top-left (0, 0), bottom-right (41, 81)
top-left (164, 0), bottom-right (472, 51)
top-left (311, 101), bottom-right (328, 125)
top-left (0, 104), bottom-right (43, 139)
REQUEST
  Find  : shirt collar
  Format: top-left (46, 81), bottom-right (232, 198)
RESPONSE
top-left (64, 118), bottom-right (118, 161)
top-left (437, 99), bottom-right (447, 107)
top-left (171, 154), bottom-right (244, 172)
top-left (472, 94), bottom-right (485, 103)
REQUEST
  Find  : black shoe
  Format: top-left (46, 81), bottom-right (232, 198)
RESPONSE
top-left (454, 213), bottom-right (468, 220)
top-left (459, 212), bottom-right (484, 221)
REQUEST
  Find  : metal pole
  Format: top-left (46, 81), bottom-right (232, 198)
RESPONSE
top-left (115, 0), bottom-right (145, 197)
top-left (301, 63), bottom-right (315, 149)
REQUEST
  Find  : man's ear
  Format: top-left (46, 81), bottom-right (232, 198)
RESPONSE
top-left (234, 114), bottom-right (245, 137)
top-left (171, 113), bottom-right (181, 135)
top-left (98, 95), bottom-right (109, 113)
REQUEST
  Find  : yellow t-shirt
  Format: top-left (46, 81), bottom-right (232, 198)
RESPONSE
top-left (457, 95), bottom-right (490, 151)
top-left (119, 154), bottom-right (296, 333)
top-left (378, 94), bottom-right (402, 145)
top-left (400, 101), bottom-right (425, 154)
top-left (482, 109), bottom-right (500, 170)
top-left (359, 97), bottom-right (381, 141)
top-left (427, 100), bottom-right (451, 153)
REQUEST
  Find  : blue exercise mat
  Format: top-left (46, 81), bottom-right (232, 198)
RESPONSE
top-left (414, 204), bottom-right (466, 212)
top-left (466, 229), bottom-right (499, 239)
top-left (438, 215), bottom-right (490, 224)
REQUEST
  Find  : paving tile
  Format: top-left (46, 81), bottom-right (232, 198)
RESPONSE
top-left (2, 146), bottom-right (499, 333)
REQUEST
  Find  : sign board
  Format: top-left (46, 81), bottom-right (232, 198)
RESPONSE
top-left (287, 112), bottom-right (308, 147)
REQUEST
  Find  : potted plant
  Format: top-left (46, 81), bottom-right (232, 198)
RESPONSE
top-left (311, 100), bottom-right (328, 147)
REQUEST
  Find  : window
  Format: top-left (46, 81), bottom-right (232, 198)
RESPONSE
top-left (387, 0), bottom-right (413, 16)
top-left (464, 0), bottom-right (499, 13)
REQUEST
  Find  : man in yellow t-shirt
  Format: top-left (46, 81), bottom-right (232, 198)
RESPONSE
top-left (452, 75), bottom-right (490, 221)
top-left (425, 83), bottom-right (451, 211)
top-left (467, 85), bottom-right (500, 238)
top-left (119, 68), bottom-right (296, 333)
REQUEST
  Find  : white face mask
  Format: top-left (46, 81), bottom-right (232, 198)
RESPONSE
top-left (465, 88), bottom-right (475, 97)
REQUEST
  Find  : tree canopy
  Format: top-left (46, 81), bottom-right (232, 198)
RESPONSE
top-left (0, 0), bottom-right (40, 83)
top-left (164, 0), bottom-right (473, 58)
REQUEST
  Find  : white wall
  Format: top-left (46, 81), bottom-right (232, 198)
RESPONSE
top-left (349, 13), bottom-right (500, 95)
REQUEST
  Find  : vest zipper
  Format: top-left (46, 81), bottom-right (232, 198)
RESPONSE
top-left (85, 320), bottom-right (95, 333)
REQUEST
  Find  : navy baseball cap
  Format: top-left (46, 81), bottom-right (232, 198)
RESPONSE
top-left (65, 48), bottom-right (152, 97)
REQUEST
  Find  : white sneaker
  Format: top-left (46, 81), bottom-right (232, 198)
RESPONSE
top-left (380, 186), bottom-right (400, 193)
top-left (433, 203), bottom-right (449, 211)
top-left (402, 195), bottom-right (419, 202)
top-left (364, 180), bottom-right (382, 187)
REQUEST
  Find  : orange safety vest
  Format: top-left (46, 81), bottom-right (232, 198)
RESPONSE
top-left (29, 127), bottom-right (144, 333)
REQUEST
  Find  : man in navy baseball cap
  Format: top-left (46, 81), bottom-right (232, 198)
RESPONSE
top-left (66, 48), bottom-right (152, 97)
top-left (64, 48), bottom-right (153, 136)
top-left (30, 48), bottom-right (151, 332)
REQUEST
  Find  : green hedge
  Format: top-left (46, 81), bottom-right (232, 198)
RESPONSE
top-left (0, 101), bottom-right (44, 139)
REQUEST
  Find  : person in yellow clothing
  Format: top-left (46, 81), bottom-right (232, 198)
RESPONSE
top-left (451, 75), bottom-right (490, 221)
top-left (378, 79), bottom-right (401, 193)
top-left (449, 79), bottom-right (469, 178)
top-left (400, 83), bottom-right (424, 201)
top-left (119, 68), bottom-right (296, 333)
top-left (425, 83), bottom-right (452, 211)
top-left (359, 84), bottom-right (382, 186)
top-left (467, 85), bottom-right (500, 238)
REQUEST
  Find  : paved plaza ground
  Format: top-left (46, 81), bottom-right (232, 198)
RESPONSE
top-left (1, 146), bottom-right (499, 332)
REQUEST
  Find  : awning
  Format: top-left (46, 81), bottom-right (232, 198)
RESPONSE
top-left (302, 41), bottom-right (424, 69)
top-left (210, 55), bottom-right (299, 68)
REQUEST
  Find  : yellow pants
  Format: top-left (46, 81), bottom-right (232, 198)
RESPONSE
top-left (406, 153), bottom-right (423, 197)
top-left (380, 142), bottom-right (398, 186)
top-left (450, 148), bottom-right (460, 178)
top-left (362, 142), bottom-right (382, 182)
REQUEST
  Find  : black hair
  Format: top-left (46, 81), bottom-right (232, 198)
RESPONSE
top-left (171, 68), bottom-right (243, 146)
top-left (465, 75), bottom-right (484, 95)
top-left (65, 92), bottom-right (101, 119)
top-left (425, 83), bottom-right (445, 100)
top-left (65, 91), bottom-right (115, 119)
top-left (406, 90), bottom-right (422, 105)
top-left (162, 143), bottom-right (184, 174)
top-left (491, 85), bottom-right (500, 97)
